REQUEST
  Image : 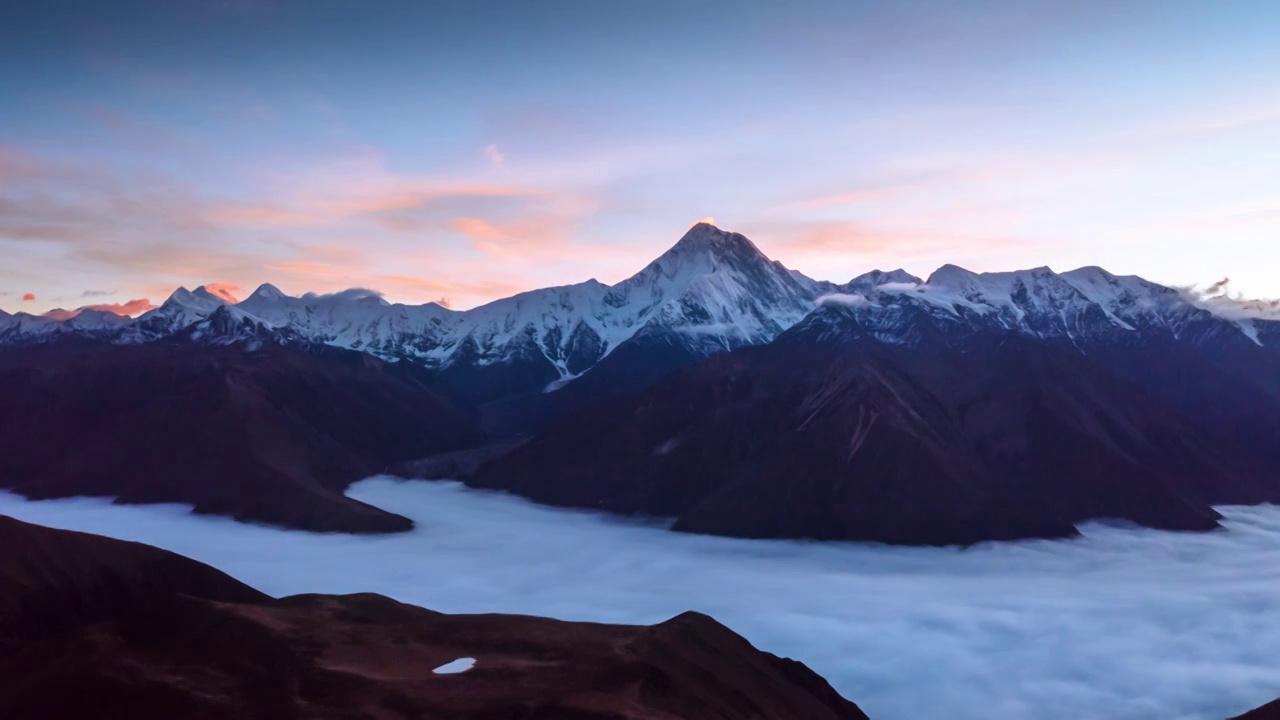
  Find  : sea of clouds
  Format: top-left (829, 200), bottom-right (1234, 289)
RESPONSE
top-left (2, 477), bottom-right (1278, 720)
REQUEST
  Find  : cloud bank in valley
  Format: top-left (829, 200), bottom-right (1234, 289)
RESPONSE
top-left (0, 478), bottom-right (1277, 720)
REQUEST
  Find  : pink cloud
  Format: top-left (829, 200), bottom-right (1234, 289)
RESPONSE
top-left (204, 282), bottom-right (242, 303)
top-left (777, 185), bottom-right (911, 213)
top-left (746, 219), bottom-right (1026, 267)
top-left (205, 150), bottom-right (545, 228)
top-left (262, 257), bottom-right (528, 307)
top-left (43, 298), bottom-right (158, 320)
top-left (449, 217), bottom-right (509, 241)
top-left (0, 146), bottom-right (46, 185)
top-left (41, 308), bottom-right (79, 321)
top-left (22, 293), bottom-right (34, 301)
top-left (0, 142), bottom-right (620, 310)
top-left (207, 182), bottom-right (541, 227)
top-left (451, 214), bottom-right (589, 266)
top-left (87, 298), bottom-right (158, 316)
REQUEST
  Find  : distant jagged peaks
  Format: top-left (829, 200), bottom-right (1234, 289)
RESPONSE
top-left (2, 223), bottom-right (1274, 371)
top-left (191, 285), bottom-right (226, 303)
top-left (162, 286), bottom-right (227, 312)
top-left (64, 309), bottom-right (131, 330)
top-left (843, 269), bottom-right (923, 292)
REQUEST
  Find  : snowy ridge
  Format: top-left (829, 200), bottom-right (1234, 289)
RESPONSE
top-left (109, 223), bottom-right (826, 380)
top-left (4, 223), bottom-right (1275, 375)
top-left (803, 261), bottom-right (1270, 348)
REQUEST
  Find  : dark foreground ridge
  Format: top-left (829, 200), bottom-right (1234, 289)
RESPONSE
top-left (0, 340), bottom-right (482, 533)
top-left (1237, 699), bottom-right (1280, 719)
top-left (0, 514), bottom-right (868, 719)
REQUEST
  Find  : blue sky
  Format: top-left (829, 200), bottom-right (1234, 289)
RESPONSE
top-left (3, 0), bottom-right (1280, 312)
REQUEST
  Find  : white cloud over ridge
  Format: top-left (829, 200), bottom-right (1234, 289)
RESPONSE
top-left (0, 478), bottom-right (1278, 720)
top-left (1181, 278), bottom-right (1280, 320)
top-left (816, 292), bottom-right (870, 308)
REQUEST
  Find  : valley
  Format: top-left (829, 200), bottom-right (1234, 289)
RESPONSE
top-left (2, 477), bottom-right (1278, 720)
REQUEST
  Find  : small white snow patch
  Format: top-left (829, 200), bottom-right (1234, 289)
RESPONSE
top-left (432, 657), bottom-right (476, 674)
top-left (653, 437), bottom-right (680, 456)
top-left (543, 375), bottom-right (579, 393)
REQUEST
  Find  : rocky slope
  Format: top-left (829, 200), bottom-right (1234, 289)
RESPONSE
top-left (0, 515), bottom-right (868, 720)
top-left (0, 338), bottom-right (481, 533)
top-left (471, 290), bottom-right (1279, 545)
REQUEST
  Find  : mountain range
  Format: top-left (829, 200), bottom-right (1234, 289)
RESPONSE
top-left (3, 222), bottom-right (1279, 544)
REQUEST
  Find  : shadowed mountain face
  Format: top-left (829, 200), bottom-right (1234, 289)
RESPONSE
top-left (0, 515), bottom-right (868, 720)
top-left (472, 303), bottom-right (1278, 545)
top-left (0, 339), bottom-right (482, 533)
top-left (1236, 699), bottom-right (1280, 720)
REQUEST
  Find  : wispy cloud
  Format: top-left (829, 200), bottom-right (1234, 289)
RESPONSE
top-left (205, 150), bottom-right (543, 228)
top-left (88, 298), bottom-right (155, 317)
top-left (485, 143), bottom-right (505, 167)
top-left (1181, 277), bottom-right (1280, 320)
top-left (774, 185), bottom-right (913, 213)
top-left (448, 217), bottom-right (508, 242)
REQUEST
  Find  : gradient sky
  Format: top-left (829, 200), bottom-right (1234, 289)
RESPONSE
top-left (3, 0), bottom-right (1280, 314)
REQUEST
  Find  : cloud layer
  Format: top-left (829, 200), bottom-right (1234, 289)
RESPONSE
top-left (0, 477), bottom-right (1276, 720)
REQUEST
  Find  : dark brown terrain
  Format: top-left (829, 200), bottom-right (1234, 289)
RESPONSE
top-left (472, 307), bottom-right (1274, 545)
top-left (0, 340), bottom-right (481, 533)
top-left (0, 514), bottom-right (868, 720)
top-left (1236, 699), bottom-right (1280, 719)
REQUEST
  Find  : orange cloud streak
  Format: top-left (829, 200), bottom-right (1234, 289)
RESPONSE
top-left (449, 217), bottom-right (509, 241)
top-left (205, 282), bottom-right (242, 303)
top-left (208, 182), bottom-right (544, 228)
top-left (43, 298), bottom-right (158, 320)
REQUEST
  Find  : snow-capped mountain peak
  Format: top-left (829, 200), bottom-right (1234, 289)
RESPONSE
top-left (246, 283), bottom-right (286, 302)
top-left (126, 285), bottom-right (243, 341)
top-left (161, 286), bottom-right (230, 315)
top-left (599, 223), bottom-right (820, 348)
top-left (667, 221), bottom-right (765, 257)
top-left (5, 224), bottom-right (1274, 389)
top-left (65, 309), bottom-right (131, 331)
top-left (843, 268), bottom-right (924, 292)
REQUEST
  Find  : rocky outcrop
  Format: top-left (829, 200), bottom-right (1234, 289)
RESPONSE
top-left (471, 303), bottom-right (1273, 545)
